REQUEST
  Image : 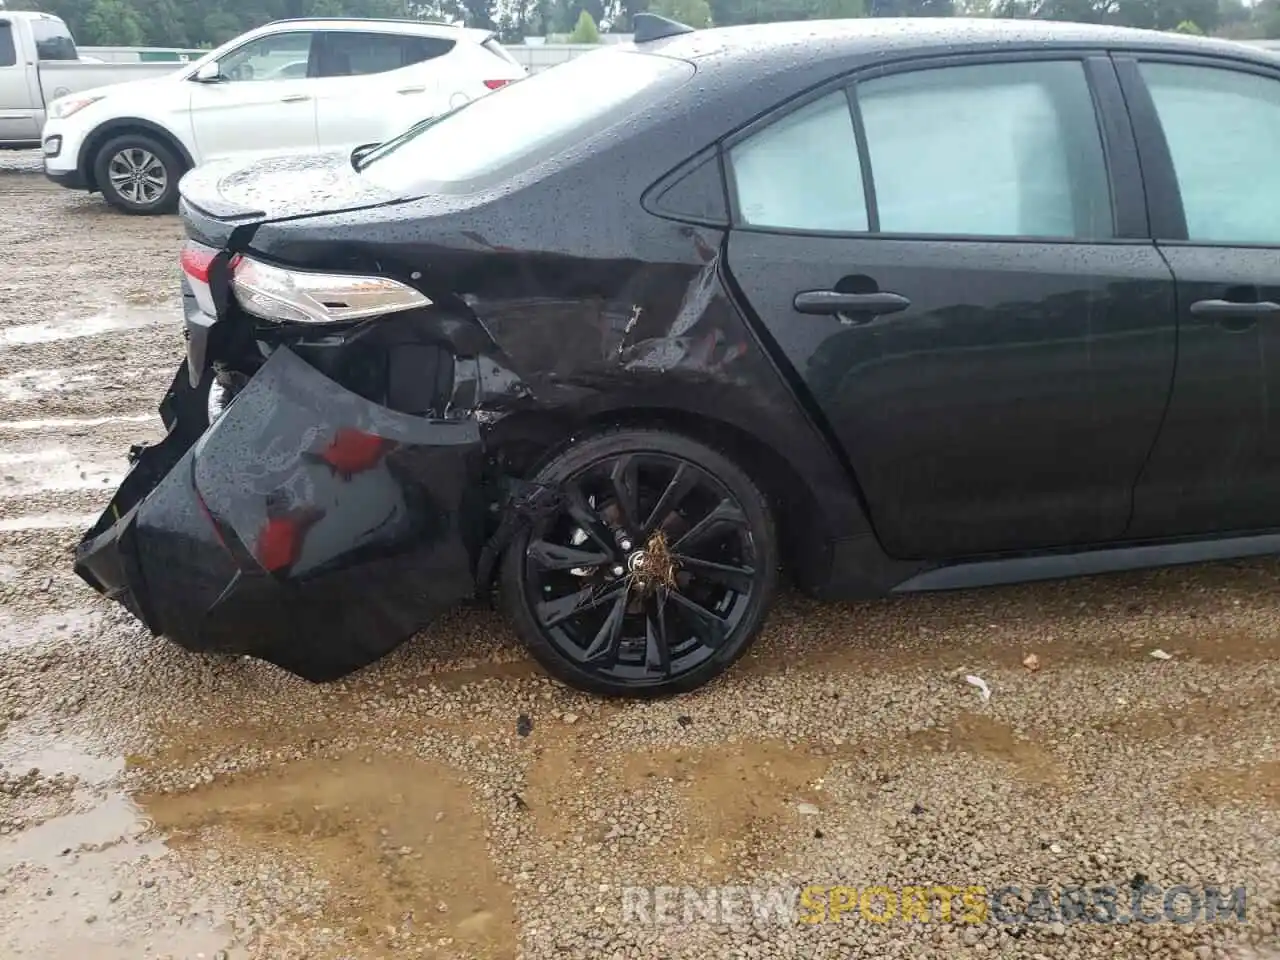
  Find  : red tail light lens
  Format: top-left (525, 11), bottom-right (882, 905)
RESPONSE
top-left (181, 240), bottom-right (219, 316)
top-left (180, 242), bottom-right (216, 283)
top-left (483, 79), bottom-right (512, 90)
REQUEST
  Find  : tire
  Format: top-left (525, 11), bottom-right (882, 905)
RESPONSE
top-left (92, 133), bottom-right (183, 215)
top-left (500, 428), bottom-right (779, 697)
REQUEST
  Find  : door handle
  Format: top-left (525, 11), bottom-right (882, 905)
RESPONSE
top-left (1189, 299), bottom-right (1280, 317)
top-left (396, 85), bottom-right (426, 95)
top-left (793, 290), bottom-right (911, 322)
top-left (280, 93), bottom-right (311, 103)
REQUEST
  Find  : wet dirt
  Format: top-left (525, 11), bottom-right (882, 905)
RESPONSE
top-left (142, 754), bottom-right (517, 960)
top-left (0, 176), bottom-right (1277, 960)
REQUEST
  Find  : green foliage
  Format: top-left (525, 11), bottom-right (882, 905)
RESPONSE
top-left (651, 0), bottom-right (712, 28)
top-left (1174, 18), bottom-right (1202, 33)
top-left (567, 8), bottom-right (600, 39)
top-left (991, 0), bottom-right (1222, 34)
top-left (869, 0), bottom-right (952, 15)
top-left (83, 0), bottom-right (145, 44)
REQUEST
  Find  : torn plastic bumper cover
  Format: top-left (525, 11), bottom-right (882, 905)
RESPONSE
top-left (74, 347), bottom-right (484, 681)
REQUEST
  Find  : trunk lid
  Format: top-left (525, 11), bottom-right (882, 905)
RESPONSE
top-left (178, 150), bottom-right (400, 248)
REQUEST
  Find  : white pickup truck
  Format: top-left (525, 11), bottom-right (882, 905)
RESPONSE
top-left (0, 11), bottom-right (183, 149)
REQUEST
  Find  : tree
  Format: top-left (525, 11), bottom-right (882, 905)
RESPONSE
top-left (134, 0), bottom-right (188, 46)
top-left (870, 0), bottom-right (953, 14)
top-left (568, 8), bottom-right (600, 38)
top-left (992, 0), bottom-right (1219, 32)
top-left (83, 0), bottom-right (145, 43)
top-left (652, 0), bottom-right (711, 27)
top-left (1174, 18), bottom-right (1202, 32)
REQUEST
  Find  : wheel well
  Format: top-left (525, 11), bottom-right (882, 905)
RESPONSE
top-left (80, 121), bottom-right (192, 191)
top-left (488, 406), bottom-right (830, 589)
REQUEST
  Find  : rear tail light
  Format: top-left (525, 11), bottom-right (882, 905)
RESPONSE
top-left (229, 255), bottom-right (431, 325)
top-left (483, 79), bottom-right (513, 90)
top-left (181, 240), bottom-right (218, 316)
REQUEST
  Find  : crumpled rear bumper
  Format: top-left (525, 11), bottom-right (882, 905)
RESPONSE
top-left (74, 346), bottom-right (484, 681)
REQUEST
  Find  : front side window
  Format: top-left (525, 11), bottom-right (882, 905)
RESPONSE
top-left (317, 32), bottom-right (455, 78)
top-left (0, 23), bottom-right (16, 69)
top-left (31, 17), bottom-right (77, 61)
top-left (859, 60), bottom-right (1113, 239)
top-left (727, 90), bottom-right (868, 233)
top-left (216, 32), bottom-right (314, 83)
top-left (358, 48), bottom-right (693, 193)
top-left (1140, 62), bottom-right (1280, 245)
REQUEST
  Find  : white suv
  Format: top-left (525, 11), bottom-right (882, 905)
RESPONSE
top-left (41, 17), bottom-right (526, 215)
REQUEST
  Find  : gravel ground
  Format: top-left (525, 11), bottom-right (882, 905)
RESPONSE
top-left (0, 175), bottom-right (1277, 960)
top-left (0, 151), bottom-right (43, 175)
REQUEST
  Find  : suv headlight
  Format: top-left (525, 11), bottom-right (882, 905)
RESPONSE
top-left (49, 94), bottom-right (105, 120)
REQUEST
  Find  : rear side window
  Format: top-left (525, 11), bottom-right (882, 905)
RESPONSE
top-left (317, 32), bottom-right (455, 78)
top-left (1139, 62), bottom-right (1280, 245)
top-left (858, 61), bottom-right (1112, 239)
top-left (0, 23), bottom-right (15, 69)
top-left (30, 17), bottom-right (77, 61)
top-left (725, 59), bottom-right (1112, 239)
top-left (729, 90), bottom-right (868, 232)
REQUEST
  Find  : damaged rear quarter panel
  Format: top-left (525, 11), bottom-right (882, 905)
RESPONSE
top-left (244, 128), bottom-right (873, 590)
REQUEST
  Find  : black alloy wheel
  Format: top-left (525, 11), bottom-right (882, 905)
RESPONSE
top-left (500, 429), bottom-right (778, 697)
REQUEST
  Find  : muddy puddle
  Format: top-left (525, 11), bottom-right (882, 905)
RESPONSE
top-left (0, 512), bottom-right (98, 532)
top-left (0, 303), bottom-right (175, 348)
top-left (0, 730), bottom-right (246, 960)
top-left (0, 413), bottom-right (157, 432)
top-left (0, 366), bottom-right (103, 405)
top-left (137, 752), bottom-right (517, 960)
top-left (0, 609), bottom-right (100, 652)
top-left (0, 447), bottom-right (127, 495)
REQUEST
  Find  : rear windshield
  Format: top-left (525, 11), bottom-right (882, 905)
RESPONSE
top-left (32, 17), bottom-right (77, 61)
top-left (357, 48), bottom-right (694, 194)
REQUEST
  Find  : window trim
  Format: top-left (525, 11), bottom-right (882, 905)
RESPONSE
top-left (722, 48), bottom-right (1142, 246)
top-left (1114, 50), bottom-right (1280, 249)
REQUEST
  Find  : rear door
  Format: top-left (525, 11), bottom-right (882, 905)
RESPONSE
top-left (723, 53), bottom-right (1177, 561)
top-left (312, 31), bottom-right (458, 150)
top-left (1118, 54), bottom-right (1280, 539)
top-left (187, 30), bottom-right (320, 162)
top-left (0, 19), bottom-right (41, 144)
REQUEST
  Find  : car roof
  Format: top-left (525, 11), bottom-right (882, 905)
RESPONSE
top-left (260, 17), bottom-right (494, 43)
top-left (638, 16), bottom-right (1280, 70)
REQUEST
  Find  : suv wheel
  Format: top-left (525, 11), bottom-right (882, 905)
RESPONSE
top-left (93, 133), bottom-right (182, 215)
top-left (500, 428), bottom-right (779, 697)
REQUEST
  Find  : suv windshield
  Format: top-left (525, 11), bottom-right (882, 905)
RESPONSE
top-left (357, 47), bottom-right (694, 194)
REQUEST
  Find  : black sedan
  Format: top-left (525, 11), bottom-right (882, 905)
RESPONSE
top-left (75, 15), bottom-right (1280, 696)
